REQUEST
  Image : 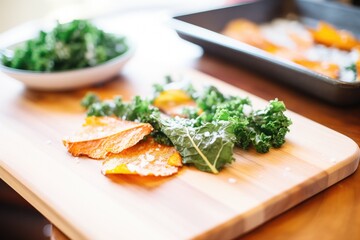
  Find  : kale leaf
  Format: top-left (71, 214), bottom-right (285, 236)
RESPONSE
top-left (345, 63), bottom-right (357, 81)
top-left (190, 84), bottom-right (291, 153)
top-left (81, 92), bottom-right (100, 108)
top-left (158, 117), bottom-right (235, 173)
top-left (247, 99), bottom-right (292, 152)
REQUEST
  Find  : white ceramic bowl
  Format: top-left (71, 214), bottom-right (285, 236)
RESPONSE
top-left (0, 39), bottom-right (135, 91)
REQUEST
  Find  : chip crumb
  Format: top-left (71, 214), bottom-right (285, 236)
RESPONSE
top-left (228, 178), bottom-right (237, 184)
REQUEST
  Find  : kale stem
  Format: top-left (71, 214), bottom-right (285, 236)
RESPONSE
top-left (185, 127), bottom-right (219, 174)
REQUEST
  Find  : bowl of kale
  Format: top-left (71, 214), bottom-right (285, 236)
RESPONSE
top-left (0, 19), bottom-right (134, 90)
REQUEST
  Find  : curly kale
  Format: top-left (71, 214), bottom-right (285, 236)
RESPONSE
top-left (207, 98), bottom-right (291, 153)
top-left (1, 20), bottom-right (128, 71)
top-left (187, 84), bottom-right (291, 153)
top-left (248, 99), bottom-right (292, 151)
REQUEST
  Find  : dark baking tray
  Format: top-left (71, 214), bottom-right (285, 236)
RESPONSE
top-left (171, 0), bottom-right (360, 105)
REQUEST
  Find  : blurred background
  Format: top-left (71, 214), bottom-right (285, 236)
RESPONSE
top-left (0, 0), bottom-right (357, 239)
top-left (0, 0), bottom-right (228, 33)
top-left (0, 0), bottom-right (355, 33)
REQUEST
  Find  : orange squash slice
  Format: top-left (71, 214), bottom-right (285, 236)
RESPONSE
top-left (153, 89), bottom-right (196, 117)
top-left (294, 59), bottom-right (339, 79)
top-left (311, 21), bottom-right (358, 51)
top-left (63, 116), bottom-right (153, 159)
top-left (102, 137), bottom-right (182, 177)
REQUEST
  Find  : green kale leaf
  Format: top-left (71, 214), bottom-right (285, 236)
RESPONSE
top-left (247, 99), bottom-right (292, 152)
top-left (158, 117), bottom-right (235, 173)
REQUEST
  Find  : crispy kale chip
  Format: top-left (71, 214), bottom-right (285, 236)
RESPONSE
top-left (189, 84), bottom-right (291, 153)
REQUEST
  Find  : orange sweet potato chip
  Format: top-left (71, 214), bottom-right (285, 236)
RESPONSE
top-left (63, 116), bottom-right (153, 159)
top-left (102, 137), bottom-right (182, 177)
top-left (294, 59), bottom-right (339, 79)
top-left (311, 21), bottom-right (358, 51)
top-left (153, 89), bottom-right (197, 117)
top-left (222, 19), bottom-right (278, 52)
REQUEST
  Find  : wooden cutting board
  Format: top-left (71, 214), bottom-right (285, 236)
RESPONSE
top-left (0, 70), bottom-right (359, 240)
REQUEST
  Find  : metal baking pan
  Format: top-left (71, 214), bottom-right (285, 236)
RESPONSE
top-left (171, 0), bottom-right (360, 105)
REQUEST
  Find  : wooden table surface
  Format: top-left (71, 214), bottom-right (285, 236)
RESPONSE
top-left (1, 10), bottom-right (360, 240)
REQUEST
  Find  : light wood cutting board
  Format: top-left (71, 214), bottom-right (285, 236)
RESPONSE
top-left (0, 70), bottom-right (359, 240)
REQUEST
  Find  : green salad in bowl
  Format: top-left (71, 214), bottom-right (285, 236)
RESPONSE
top-left (0, 19), bottom-right (134, 90)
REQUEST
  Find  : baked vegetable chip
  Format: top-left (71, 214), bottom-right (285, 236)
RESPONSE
top-left (222, 19), bottom-right (277, 52)
top-left (63, 116), bottom-right (153, 159)
top-left (294, 59), bottom-right (339, 79)
top-left (311, 21), bottom-right (358, 51)
top-left (102, 137), bottom-right (182, 177)
top-left (153, 89), bottom-right (196, 116)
